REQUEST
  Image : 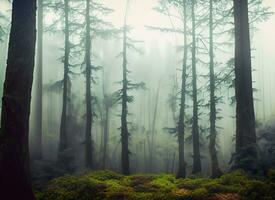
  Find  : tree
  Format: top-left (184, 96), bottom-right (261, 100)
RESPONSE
top-left (0, 0), bottom-right (37, 199)
top-left (82, 0), bottom-right (115, 170)
top-left (119, 0), bottom-right (145, 175)
top-left (208, 0), bottom-right (222, 178)
top-left (121, 0), bottom-right (130, 175)
top-left (191, 0), bottom-right (201, 174)
top-left (84, 0), bottom-right (93, 169)
top-left (177, 0), bottom-right (188, 179)
top-left (232, 0), bottom-right (257, 171)
top-left (58, 0), bottom-right (70, 161)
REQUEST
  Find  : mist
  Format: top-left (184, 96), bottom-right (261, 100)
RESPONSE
top-left (1, 0), bottom-right (275, 199)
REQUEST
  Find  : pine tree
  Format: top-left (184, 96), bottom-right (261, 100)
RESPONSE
top-left (84, 0), bottom-right (93, 169)
top-left (208, 0), bottom-right (222, 178)
top-left (58, 0), bottom-right (71, 162)
top-left (177, 0), bottom-right (188, 179)
top-left (121, 0), bottom-right (130, 174)
top-left (119, 0), bottom-right (145, 175)
top-left (81, 0), bottom-right (115, 169)
top-left (191, 0), bottom-right (201, 174)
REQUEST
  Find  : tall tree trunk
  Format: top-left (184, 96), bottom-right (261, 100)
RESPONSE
top-left (0, 0), bottom-right (36, 199)
top-left (191, 0), bottom-right (201, 174)
top-left (121, 0), bottom-right (130, 175)
top-left (32, 0), bottom-right (43, 160)
top-left (59, 0), bottom-right (70, 157)
top-left (233, 0), bottom-right (257, 170)
top-left (84, 0), bottom-right (93, 169)
top-left (177, 0), bottom-right (188, 179)
top-left (209, 0), bottom-right (222, 178)
top-left (121, 24), bottom-right (130, 175)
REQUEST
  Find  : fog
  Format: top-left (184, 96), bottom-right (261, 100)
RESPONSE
top-left (0, 0), bottom-right (275, 176)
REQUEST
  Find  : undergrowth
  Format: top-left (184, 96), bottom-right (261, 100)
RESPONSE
top-left (36, 169), bottom-right (275, 200)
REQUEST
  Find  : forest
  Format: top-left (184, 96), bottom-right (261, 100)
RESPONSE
top-left (0, 0), bottom-right (275, 199)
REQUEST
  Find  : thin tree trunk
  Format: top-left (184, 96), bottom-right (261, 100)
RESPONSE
top-left (84, 0), bottom-right (93, 169)
top-left (59, 0), bottom-right (70, 157)
top-left (233, 0), bottom-right (257, 170)
top-left (171, 152), bottom-right (176, 174)
top-left (177, 0), bottom-right (188, 179)
top-left (209, 0), bottom-right (222, 178)
top-left (121, 10), bottom-right (130, 175)
top-left (143, 139), bottom-right (147, 172)
top-left (103, 107), bottom-right (109, 169)
top-left (32, 0), bottom-right (43, 160)
top-left (191, 0), bottom-right (201, 174)
top-left (0, 0), bottom-right (36, 199)
top-left (149, 82), bottom-right (160, 172)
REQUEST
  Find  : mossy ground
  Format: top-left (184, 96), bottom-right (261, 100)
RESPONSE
top-left (36, 170), bottom-right (275, 200)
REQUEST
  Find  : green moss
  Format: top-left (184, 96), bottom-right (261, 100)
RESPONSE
top-left (40, 175), bottom-right (106, 200)
top-left (129, 175), bottom-right (157, 192)
top-left (150, 174), bottom-right (177, 192)
top-left (202, 180), bottom-right (239, 194)
top-left (85, 170), bottom-right (123, 181)
top-left (177, 178), bottom-right (208, 190)
top-left (190, 188), bottom-right (208, 199)
top-left (104, 179), bottom-right (134, 199)
top-left (240, 181), bottom-right (275, 200)
top-left (38, 170), bottom-right (275, 200)
top-left (219, 170), bottom-right (249, 186)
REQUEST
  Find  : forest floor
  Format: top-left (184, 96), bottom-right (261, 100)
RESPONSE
top-left (36, 170), bottom-right (275, 200)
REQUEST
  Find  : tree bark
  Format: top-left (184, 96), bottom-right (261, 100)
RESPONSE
top-left (177, 0), bottom-right (188, 179)
top-left (191, 0), bottom-right (201, 174)
top-left (233, 0), bottom-right (257, 169)
top-left (84, 0), bottom-right (93, 169)
top-left (58, 0), bottom-right (70, 157)
top-left (0, 0), bottom-right (37, 199)
top-left (209, 0), bottom-right (222, 178)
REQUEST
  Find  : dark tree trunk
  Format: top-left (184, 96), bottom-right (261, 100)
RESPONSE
top-left (0, 0), bottom-right (36, 199)
top-left (177, 0), bottom-right (188, 179)
top-left (32, 0), bottom-right (43, 160)
top-left (191, 0), bottom-right (201, 174)
top-left (84, 0), bottom-right (93, 169)
top-left (59, 0), bottom-right (70, 157)
top-left (121, 22), bottom-right (130, 175)
top-left (209, 0), bottom-right (222, 178)
top-left (233, 0), bottom-right (257, 169)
